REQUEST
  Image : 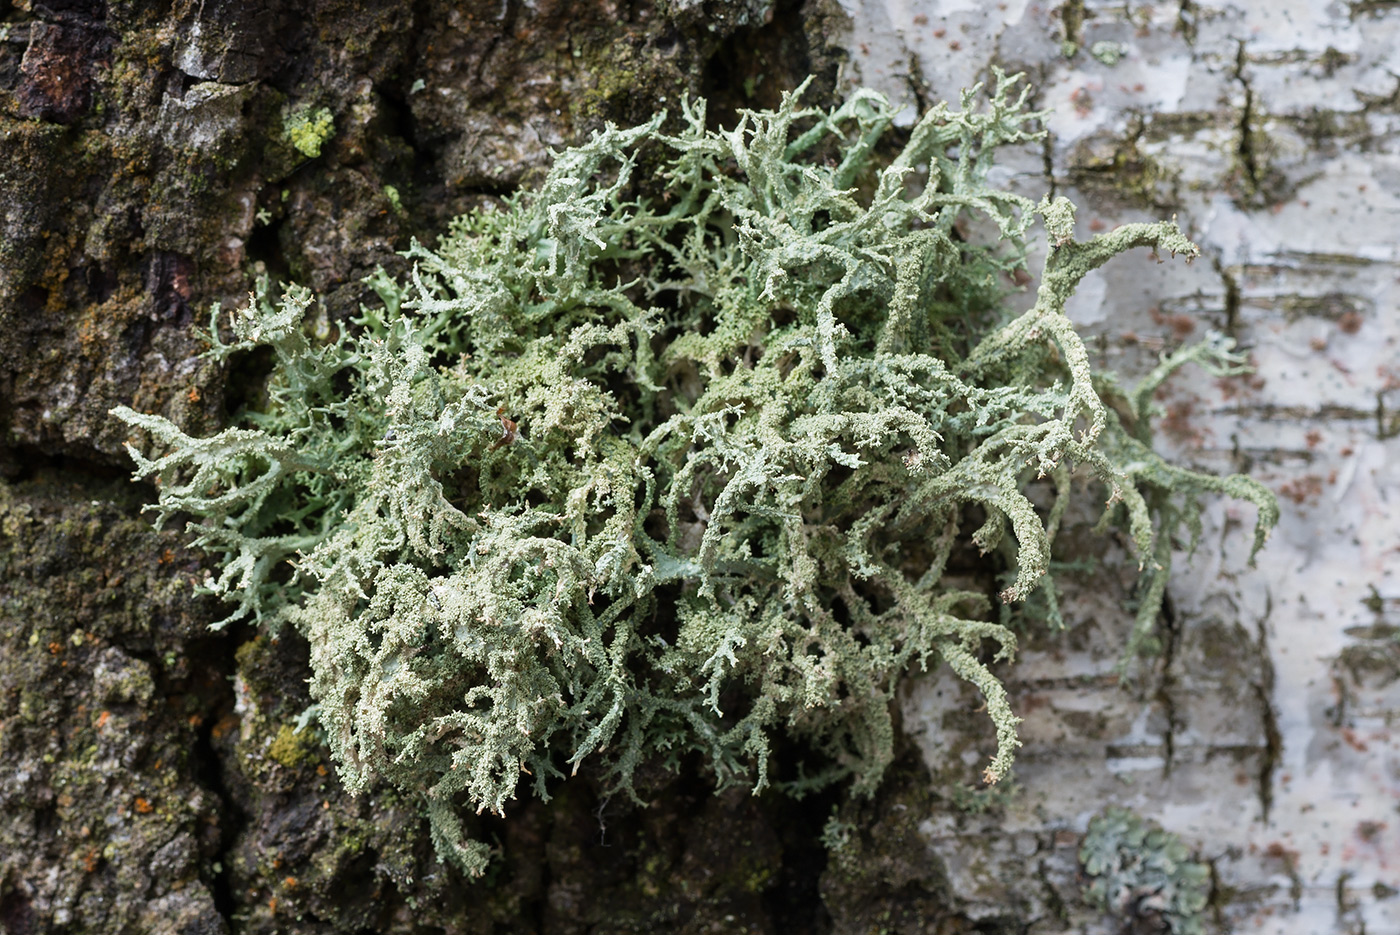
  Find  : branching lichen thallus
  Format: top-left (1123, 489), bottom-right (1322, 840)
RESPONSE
top-left (113, 73), bottom-right (1277, 876)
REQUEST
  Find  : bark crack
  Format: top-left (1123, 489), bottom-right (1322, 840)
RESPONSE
top-left (1252, 592), bottom-right (1282, 823)
top-left (1176, 0), bottom-right (1198, 46)
top-left (1214, 257), bottom-right (1241, 339)
top-left (1232, 40), bottom-right (1266, 200)
top-left (1155, 593), bottom-right (1182, 777)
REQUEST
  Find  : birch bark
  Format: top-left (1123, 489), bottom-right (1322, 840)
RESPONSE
top-left (840, 2), bottom-right (1400, 932)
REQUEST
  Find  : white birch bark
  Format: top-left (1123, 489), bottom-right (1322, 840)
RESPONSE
top-left (834, 2), bottom-right (1400, 932)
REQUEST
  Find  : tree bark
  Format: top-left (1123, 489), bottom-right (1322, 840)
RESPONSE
top-left (1, 0), bottom-right (1394, 932)
top-left (845, 2), bottom-right (1400, 933)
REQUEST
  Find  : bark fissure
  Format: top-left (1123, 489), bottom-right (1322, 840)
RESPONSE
top-left (1251, 594), bottom-right (1282, 823)
top-left (1155, 593), bottom-right (1182, 776)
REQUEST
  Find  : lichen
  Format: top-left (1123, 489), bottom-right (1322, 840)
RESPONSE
top-left (283, 103), bottom-right (335, 160)
top-left (113, 74), bottom-right (1276, 877)
top-left (267, 723), bottom-right (318, 770)
top-left (1080, 807), bottom-right (1211, 935)
top-left (1090, 41), bottom-right (1123, 66)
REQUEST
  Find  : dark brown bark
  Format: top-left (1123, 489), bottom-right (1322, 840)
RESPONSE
top-left (0, 2), bottom-right (982, 932)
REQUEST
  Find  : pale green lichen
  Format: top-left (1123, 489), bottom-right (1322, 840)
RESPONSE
top-left (1090, 41), bottom-right (1123, 66)
top-left (383, 184), bottom-right (404, 216)
top-left (113, 74), bottom-right (1276, 877)
top-left (283, 103), bottom-right (335, 159)
top-left (1081, 807), bottom-right (1211, 935)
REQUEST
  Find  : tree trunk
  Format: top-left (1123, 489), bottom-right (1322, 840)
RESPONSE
top-left (1, 0), bottom-right (1393, 932)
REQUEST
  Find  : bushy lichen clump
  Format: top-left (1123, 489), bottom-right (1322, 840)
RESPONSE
top-left (1081, 807), bottom-right (1211, 935)
top-left (114, 75), bottom-right (1275, 875)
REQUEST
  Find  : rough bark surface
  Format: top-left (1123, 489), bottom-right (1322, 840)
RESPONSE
top-left (0, 1), bottom-right (854, 931)
top-left (1, 0), bottom-right (1394, 933)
